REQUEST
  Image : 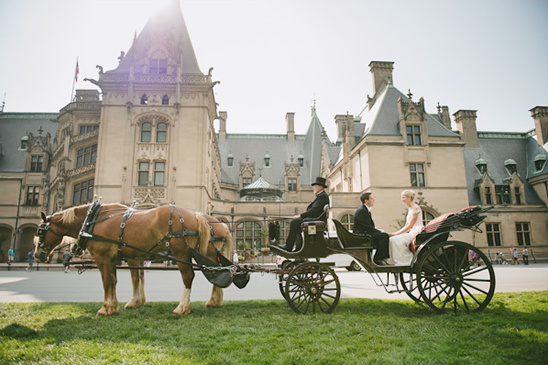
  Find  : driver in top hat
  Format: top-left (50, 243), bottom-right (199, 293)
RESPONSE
top-left (276, 176), bottom-right (329, 252)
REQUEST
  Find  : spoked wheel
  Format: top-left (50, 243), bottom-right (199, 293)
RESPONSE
top-left (284, 262), bottom-right (341, 314)
top-left (277, 260), bottom-right (298, 300)
top-left (416, 241), bottom-right (496, 314)
top-left (398, 271), bottom-right (422, 303)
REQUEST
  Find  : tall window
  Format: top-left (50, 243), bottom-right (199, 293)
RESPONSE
top-left (150, 58), bottom-right (168, 74)
top-left (138, 162), bottom-right (150, 186)
top-left (495, 185), bottom-right (511, 204)
top-left (485, 187), bottom-right (493, 204)
top-left (288, 178), bottom-right (297, 192)
top-left (341, 214), bottom-right (354, 231)
top-left (516, 222), bottom-right (531, 246)
top-left (79, 125), bottom-right (98, 134)
top-left (156, 123), bottom-right (167, 143)
top-left (264, 154), bottom-right (271, 167)
top-left (76, 145), bottom-right (97, 168)
top-left (422, 210), bottom-right (435, 226)
top-left (485, 223), bottom-right (501, 246)
top-left (406, 125), bottom-right (421, 145)
top-left (154, 162), bottom-right (165, 186)
top-left (141, 123), bottom-right (152, 142)
top-left (227, 155), bottom-right (234, 167)
top-left (73, 179), bottom-right (94, 205)
top-left (30, 155), bottom-right (43, 172)
top-left (161, 94), bottom-right (169, 105)
top-left (26, 186), bottom-right (40, 205)
top-left (514, 187), bottom-right (522, 205)
top-left (235, 220), bottom-right (262, 253)
top-left (410, 163), bottom-right (425, 187)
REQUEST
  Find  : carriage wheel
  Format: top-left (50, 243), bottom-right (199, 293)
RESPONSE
top-left (416, 241), bottom-right (495, 314)
top-left (284, 262), bottom-right (341, 314)
top-left (398, 271), bottom-right (422, 303)
top-left (277, 260), bottom-right (298, 300)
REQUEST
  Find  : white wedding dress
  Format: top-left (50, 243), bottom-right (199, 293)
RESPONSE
top-left (389, 205), bottom-right (423, 265)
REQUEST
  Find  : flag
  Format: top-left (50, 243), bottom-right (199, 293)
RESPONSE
top-left (74, 59), bottom-right (79, 82)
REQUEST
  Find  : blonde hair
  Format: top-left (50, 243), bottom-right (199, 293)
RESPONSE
top-left (401, 190), bottom-right (416, 200)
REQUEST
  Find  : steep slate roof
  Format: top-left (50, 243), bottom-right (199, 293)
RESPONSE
top-left (0, 113), bottom-right (58, 172)
top-left (462, 131), bottom-right (546, 205)
top-left (105, 1), bottom-right (202, 75)
top-left (218, 108), bottom-right (330, 187)
top-left (359, 84), bottom-right (457, 138)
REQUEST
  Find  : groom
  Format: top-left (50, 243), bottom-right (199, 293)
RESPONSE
top-left (353, 191), bottom-right (390, 265)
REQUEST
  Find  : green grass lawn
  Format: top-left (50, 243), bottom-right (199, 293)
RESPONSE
top-left (1, 292), bottom-right (547, 365)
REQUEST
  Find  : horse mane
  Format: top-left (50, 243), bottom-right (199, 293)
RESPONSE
top-left (59, 207), bottom-right (77, 225)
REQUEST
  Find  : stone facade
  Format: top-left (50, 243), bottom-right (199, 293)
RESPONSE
top-left (1, 3), bottom-right (547, 262)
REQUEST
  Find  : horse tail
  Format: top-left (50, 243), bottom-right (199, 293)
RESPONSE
top-left (194, 213), bottom-right (212, 256)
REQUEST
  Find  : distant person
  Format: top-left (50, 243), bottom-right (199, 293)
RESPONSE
top-left (510, 246), bottom-right (517, 265)
top-left (8, 247), bottom-right (14, 264)
top-left (513, 249), bottom-right (520, 265)
top-left (233, 251), bottom-right (239, 265)
top-left (63, 248), bottom-right (72, 273)
top-left (495, 252), bottom-right (501, 265)
top-left (500, 252), bottom-right (507, 265)
top-left (522, 248), bottom-right (529, 265)
top-left (26, 249), bottom-right (34, 271)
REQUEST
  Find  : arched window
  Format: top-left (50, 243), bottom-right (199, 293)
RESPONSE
top-left (141, 123), bottom-right (152, 142)
top-left (156, 123), bottom-right (167, 143)
top-left (162, 94), bottom-right (169, 105)
top-left (340, 213), bottom-right (354, 231)
top-left (235, 220), bottom-right (262, 254)
top-left (140, 94), bottom-right (148, 105)
top-left (421, 209), bottom-right (435, 226)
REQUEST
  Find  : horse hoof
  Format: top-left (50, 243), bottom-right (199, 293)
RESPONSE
top-left (205, 301), bottom-right (222, 308)
top-left (172, 307), bottom-right (191, 315)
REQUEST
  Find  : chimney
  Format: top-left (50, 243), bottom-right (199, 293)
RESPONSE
top-left (369, 61), bottom-right (394, 103)
top-left (440, 105), bottom-right (451, 130)
top-left (218, 111), bottom-right (227, 143)
top-left (335, 114), bottom-right (347, 142)
top-left (454, 110), bottom-right (479, 147)
top-left (531, 106), bottom-right (548, 145)
top-left (286, 112), bottom-right (295, 143)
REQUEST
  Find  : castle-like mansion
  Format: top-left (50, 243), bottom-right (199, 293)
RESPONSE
top-left (1, 2), bottom-right (547, 262)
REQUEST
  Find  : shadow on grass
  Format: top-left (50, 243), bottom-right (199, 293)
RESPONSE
top-left (2, 293), bottom-right (547, 364)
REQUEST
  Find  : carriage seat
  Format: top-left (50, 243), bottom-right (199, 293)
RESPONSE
top-left (332, 219), bottom-right (373, 249)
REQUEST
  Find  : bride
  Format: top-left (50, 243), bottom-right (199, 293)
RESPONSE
top-left (388, 190), bottom-right (423, 265)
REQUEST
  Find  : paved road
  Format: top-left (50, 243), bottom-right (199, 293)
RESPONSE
top-left (1, 263), bottom-right (547, 304)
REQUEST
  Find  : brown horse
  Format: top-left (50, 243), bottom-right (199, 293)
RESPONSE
top-left (35, 203), bottom-right (233, 316)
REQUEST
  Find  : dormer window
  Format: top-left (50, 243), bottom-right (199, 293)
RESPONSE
top-left (264, 154), bottom-right (271, 168)
top-left (534, 154), bottom-right (546, 172)
top-left (140, 94), bottom-right (148, 105)
top-left (504, 159), bottom-right (517, 175)
top-left (475, 157), bottom-right (488, 174)
top-left (227, 154), bottom-right (234, 167)
top-left (298, 155), bottom-right (304, 167)
top-left (406, 125), bottom-right (421, 145)
top-left (20, 136), bottom-right (29, 150)
top-left (150, 58), bottom-right (167, 74)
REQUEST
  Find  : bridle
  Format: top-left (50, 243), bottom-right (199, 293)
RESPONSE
top-left (35, 215), bottom-right (66, 252)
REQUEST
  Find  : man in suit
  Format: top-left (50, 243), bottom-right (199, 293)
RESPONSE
top-left (277, 177), bottom-right (329, 252)
top-left (353, 191), bottom-right (390, 265)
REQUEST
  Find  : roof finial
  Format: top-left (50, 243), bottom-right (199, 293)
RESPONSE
top-left (407, 89), bottom-right (413, 100)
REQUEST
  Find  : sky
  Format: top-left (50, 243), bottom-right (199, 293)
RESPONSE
top-left (0, 0), bottom-right (547, 140)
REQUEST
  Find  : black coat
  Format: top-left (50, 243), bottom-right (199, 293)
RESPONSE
top-left (301, 190), bottom-right (329, 221)
top-left (353, 204), bottom-right (383, 235)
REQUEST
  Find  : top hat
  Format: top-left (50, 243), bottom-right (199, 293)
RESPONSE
top-left (311, 177), bottom-right (327, 188)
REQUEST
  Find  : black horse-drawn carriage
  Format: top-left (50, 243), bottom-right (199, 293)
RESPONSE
top-left (270, 206), bottom-right (496, 315)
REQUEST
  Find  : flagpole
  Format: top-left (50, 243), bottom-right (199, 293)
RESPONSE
top-left (70, 57), bottom-right (79, 103)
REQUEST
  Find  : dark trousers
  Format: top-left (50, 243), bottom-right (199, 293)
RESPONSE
top-left (285, 217), bottom-right (304, 251)
top-left (371, 232), bottom-right (390, 261)
top-left (523, 255), bottom-right (529, 265)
